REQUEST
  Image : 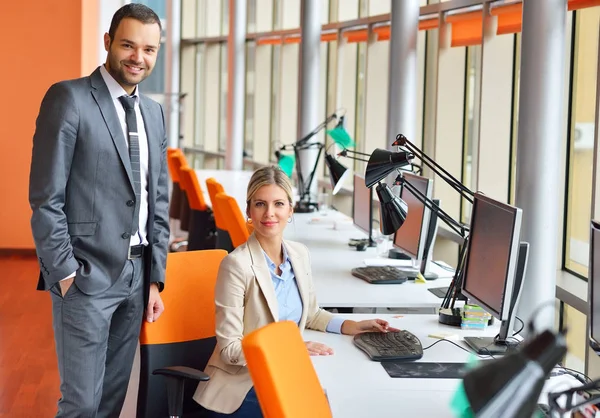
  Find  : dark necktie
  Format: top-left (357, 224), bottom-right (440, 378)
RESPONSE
top-left (118, 95), bottom-right (141, 237)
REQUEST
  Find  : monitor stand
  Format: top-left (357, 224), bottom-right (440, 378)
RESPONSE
top-left (464, 242), bottom-right (530, 355)
top-left (464, 336), bottom-right (519, 355)
top-left (429, 287), bottom-right (467, 300)
top-left (388, 248), bottom-right (411, 260)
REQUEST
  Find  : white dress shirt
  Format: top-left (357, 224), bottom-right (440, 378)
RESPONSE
top-left (99, 64), bottom-right (149, 247)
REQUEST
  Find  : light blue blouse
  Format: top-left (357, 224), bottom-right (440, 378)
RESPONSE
top-left (263, 246), bottom-right (344, 333)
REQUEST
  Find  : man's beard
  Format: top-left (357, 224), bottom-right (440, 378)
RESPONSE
top-left (108, 54), bottom-right (149, 87)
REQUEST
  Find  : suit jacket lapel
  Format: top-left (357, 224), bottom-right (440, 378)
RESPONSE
top-left (139, 98), bottom-right (159, 206)
top-left (248, 234), bottom-right (279, 321)
top-left (89, 68), bottom-right (134, 188)
top-left (284, 241), bottom-right (309, 326)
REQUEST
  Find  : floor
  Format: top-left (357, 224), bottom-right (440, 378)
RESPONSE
top-left (0, 255), bottom-right (60, 417)
top-left (0, 255), bottom-right (139, 418)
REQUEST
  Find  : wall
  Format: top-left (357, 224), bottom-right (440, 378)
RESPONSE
top-left (0, 0), bottom-right (97, 249)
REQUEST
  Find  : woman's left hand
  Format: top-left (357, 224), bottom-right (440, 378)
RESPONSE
top-left (342, 319), bottom-right (400, 335)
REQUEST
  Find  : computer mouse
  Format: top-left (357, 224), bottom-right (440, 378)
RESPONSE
top-left (356, 243), bottom-right (367, 251)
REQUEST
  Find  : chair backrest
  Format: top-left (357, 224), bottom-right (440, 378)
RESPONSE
top-left (167, 149), bottom-right (183, 183)
top-left (137, 249), bottom-right (228, 418)
top-left (179, 166), bottom-right (208, 211)
top-left (215, 192), bottom-right (250, 248)
top-left (205, 178), bottom-right (227, 230)
top-left (242, 321), bottom-right (333, 418)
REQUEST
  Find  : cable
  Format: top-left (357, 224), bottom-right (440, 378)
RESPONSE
top-left (555, 365), bottom-right (593, 384)
top-left (513, 316), bottom-right (524, 336)
top-left (422, 338), bottom-right (496, 360)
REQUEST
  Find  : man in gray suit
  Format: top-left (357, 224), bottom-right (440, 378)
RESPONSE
top-left (29, 4), bottom-right (169, 417)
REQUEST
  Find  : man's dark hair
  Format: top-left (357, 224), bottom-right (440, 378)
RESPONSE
top-left (108, 4), bottom-right (162, 41)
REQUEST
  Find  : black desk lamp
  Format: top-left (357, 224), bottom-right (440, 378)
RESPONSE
top-left (363, 148), bottom-right (414, 235)
top-left (458, 329), bottom-right (567, 418)
top-left (276, 114), bottom-right (354, 213)
top-left (365, 134), bottom-right (475, 326)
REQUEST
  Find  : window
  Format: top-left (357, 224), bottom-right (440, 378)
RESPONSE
top-left (565, 7), bottom-right (600, 277)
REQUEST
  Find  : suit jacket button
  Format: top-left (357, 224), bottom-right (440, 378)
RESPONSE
top-left (231, 359), bottom-right (238, 364)
top-left (126, 200), bottom-right (135, 207)
top-left (122, 232), bottom-right (130, 239)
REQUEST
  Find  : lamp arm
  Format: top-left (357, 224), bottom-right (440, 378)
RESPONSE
top-left (394, 134), bottom-right (474, 203)
top-left (401, 177), bottom-right (470, 309)
top-left (295, 142), bottom-right (324, 203)
top-left (336, 148), bottom-right (371, 163)
top-left (296, 113), bottom-right (338, 148)
top-left (400, 178), bottom-right (469, 238)
top-left (444, 236), bottom-right (469, 309)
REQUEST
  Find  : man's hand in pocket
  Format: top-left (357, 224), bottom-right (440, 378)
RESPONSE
top-left (59, 277), bottom-right (75, 296)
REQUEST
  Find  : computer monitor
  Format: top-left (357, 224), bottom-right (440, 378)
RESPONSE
top-left (352, 174), bottom-right (374, 247)
top-left (589, 220), bottom-right (600, 351)
top-left (390, 173), bottom-right (433, 266)
top-left (460, 193), bottom-right (525, 355)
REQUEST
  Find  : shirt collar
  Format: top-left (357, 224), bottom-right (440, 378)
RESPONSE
top-left (99, 64), bottom-right (139, 102)
top-left (262, 244), bottom-right (290, 269)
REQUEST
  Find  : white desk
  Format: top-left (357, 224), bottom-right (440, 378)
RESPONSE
top-left (286, 210), bottom-right (455, 309)
top-left (305, 313), bottom-right (500, 418)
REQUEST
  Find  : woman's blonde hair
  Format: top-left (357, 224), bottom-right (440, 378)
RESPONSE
top-left (246, 166), bottom-right (294, 215)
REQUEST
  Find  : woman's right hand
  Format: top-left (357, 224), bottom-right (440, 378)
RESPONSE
top-left (305, 341), bottom-right (334, 356)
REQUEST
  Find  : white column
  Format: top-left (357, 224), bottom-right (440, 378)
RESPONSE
top-left (386, 0), bottom-right (419, 149)
top-left (297, 0), bottom-right (321, 208)
top-left (515, 0), bottom-right (567, 332)
top-left (225, 0), bottom-right (246, 170)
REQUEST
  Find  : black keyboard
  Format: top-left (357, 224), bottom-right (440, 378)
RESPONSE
top-left (351, 266), bottom-right (408, 284)
top-left (353, 331), bottom-right (423, 362)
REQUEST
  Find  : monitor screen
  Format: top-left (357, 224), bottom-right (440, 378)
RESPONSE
top-left (353, 174), bottom-right (372, 236)
top-left (461, 193), bottom-right (522, 320)
top-left (393, 173), bottom-right (433, 260)
top-left (590, 221), bottom-right (600, 347)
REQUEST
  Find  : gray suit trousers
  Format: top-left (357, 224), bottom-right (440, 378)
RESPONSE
top-left (50, 258), bottom-right (144, 418)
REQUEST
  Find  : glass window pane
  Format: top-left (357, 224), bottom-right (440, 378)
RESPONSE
top-left (245, 42), bottom-right (256, 158)
top-left (219, 44), bottom-right (228, 152)
top-left (565, 8), bottom-right (600, 277)
top-left (462, 45), bottom-right (481, 223)
top-left (355, 42), bottom-right (367, 174)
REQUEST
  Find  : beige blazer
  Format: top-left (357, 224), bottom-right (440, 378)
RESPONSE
top-left (193, 233), bottom-right (334, 414)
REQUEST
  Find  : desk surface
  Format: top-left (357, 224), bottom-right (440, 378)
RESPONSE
top-left (286, 211), bottom-right (455, 308)
top-left (305, 313), bottom-right (500, 418)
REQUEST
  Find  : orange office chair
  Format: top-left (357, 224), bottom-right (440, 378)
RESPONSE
top-left (214, 192), bottom-right (250, 249)
top-left (242, 321), bottom-right (333, 418)
top-left (173, 152), bottom-right (191, 232)
top-left (137, 249), bottom-right (228, 418)
top-left (205, 178), bottom-right (234, 252)
top-left (167, 149), bottom-right (183, 220)
top-left (179, 167), bottom-right (217, 251)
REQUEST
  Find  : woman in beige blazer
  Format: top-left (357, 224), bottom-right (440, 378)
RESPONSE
top-left (194, 166), bottom-right (397, 417)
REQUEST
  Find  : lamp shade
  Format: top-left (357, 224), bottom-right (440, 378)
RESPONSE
top-left (326, 116), bottom-right (355, 148)
top-left (365, 148), bottom-right (414, 188)
top-left (376, 183), bottom-right (408, 235)
top-left (457, 330), bottom-right (566, 418)
top-left (325, 154), bottom-right (351, 195)
top-left (276, 151), bottom-right (295, 178)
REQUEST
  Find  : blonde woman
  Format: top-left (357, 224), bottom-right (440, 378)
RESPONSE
top-left (194, 166), bottom-right (397, 417)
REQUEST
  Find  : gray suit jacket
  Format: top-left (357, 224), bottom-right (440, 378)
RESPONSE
top-left (29, 66), bottom-right (170, 299)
